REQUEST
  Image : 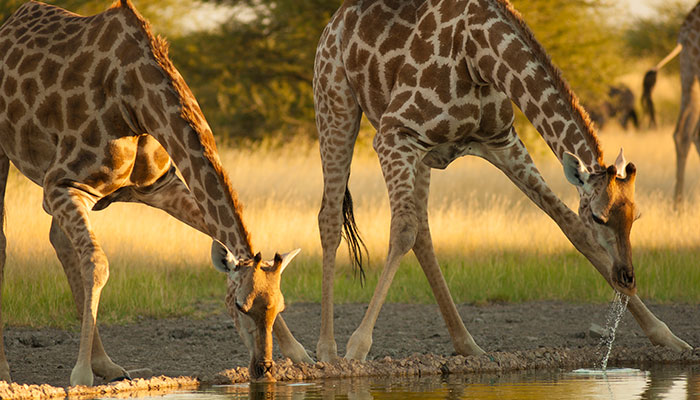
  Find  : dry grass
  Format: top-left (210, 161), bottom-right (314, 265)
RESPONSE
top-left (2, 121), bottom-right (700, 327)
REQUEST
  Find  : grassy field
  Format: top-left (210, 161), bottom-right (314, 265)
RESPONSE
top-left (2, 121), bottom-right (700, 328)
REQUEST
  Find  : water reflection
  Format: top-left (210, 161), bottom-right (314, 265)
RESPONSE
top-left (112, 365), bottom-right (700, 400)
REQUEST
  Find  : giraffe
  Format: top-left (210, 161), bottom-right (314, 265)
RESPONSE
top-left (0, 0), bottom-right (311, 386)
top-left (641, 2), bottom-right (700, 209)
top-left (313, 0), bottom-right (693, 362)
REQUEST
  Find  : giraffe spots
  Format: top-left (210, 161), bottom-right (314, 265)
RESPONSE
top-left (81, 120), bottom-right (102, 147)
top-left (509, 77), bottom-right (525, 101)
top-left (5, 48), bottom-right (23, 70)
top-left (66, 149), bottom-right (97, 174)
top-left (205, 172), bottom-right (223, 201)
top-left (357, 4), bottom-right (392, 47)
top-left (378, 23), bottom-right (412, 54)
top-left (140, 63), bottom-right (164, 85)
top-left (438, 26), bottom-right (453, 58)
top-left (49, 39), bottom-right (80, 58)
top-left (62, 52), bottom-right (95, 91)
top-left (37, 93), bottom-right (64, 131)
top-left (401, 92), bottom-right (441, 124)
top-left (0, 40), bottom-right (12, 59)
top-left (425, 119), bottom-right (450, 143)
top-left (383, 55), bottom-right (405, 87)
top-left (218, 205), bottom-right (234, 228)
top-left (40, 58), bottom-right (61, 88)
top-left (420, 62), bottom-right (452, 104)
top-left (19, 120), bottom-right (52, 167)
top-left (140, 107), bottom-right (161, 131)
top-left (124, 68), bottom-right (144, 99)
top-left (101, 103), bottom-right (132, 135)
top-left (409, 35), bottom-right (432, 65)
top-left (523, 64), bottom-right (548, 102)
top-left (418, 12), bottom-right (437, 39)
top-left (98, 18), bottom-right (123, 52)
top-left (6, 100), bottom-right (26, 125)
top-left (91, 59), bottom-right (111, 108)
top-left (346, 42), bottom-right (370, 73)
top-left (20, 78), bottom-right (39, 108)
top-left (501, 39), bottom-right (528, 72)
top-left (66, 95), bottom-right (90, 130)
top-left (153, 146), bottom-right (170, 170)
top-left (477, 55), bottom-right (496, 81)
top-left (86, 20), bottom-right (105, 45)
top-left (17, 53), bottom-right (42, 75)
top-left (3, 76), bottom-right (18, 97)
top-left (58, 136), bottom-right (77, 163)
top-left (115, 35), bottom-right (144, 66)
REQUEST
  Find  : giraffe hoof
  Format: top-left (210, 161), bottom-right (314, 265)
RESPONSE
top-left (109, 374), bottom-right (132, 383)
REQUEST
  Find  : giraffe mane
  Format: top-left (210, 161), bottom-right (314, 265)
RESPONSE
top-left (492, 0), bottom-right (606, 168)
top-left (113, 0), bottom-right (254, 251)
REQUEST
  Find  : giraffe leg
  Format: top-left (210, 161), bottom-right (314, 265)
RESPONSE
top-left (627, 295), bottom-right (692, 351)
top-left (121, 166), bottom-right (313, 363)
top-left (0, 153), bottom-right (10, 382)
top-left (315, 68), bottom-right (363, 362)
top-left (673, 78), bottom-right (700, 210)
top-left (48, 220), bottom-right (129, 383)
top-left (43, 184), bottom-right (110, 387)
top-left (411, 163), bottom-right (485, 356)
top-left (344, 128), bottom-right (420, 361)
top-left (479, 133), bottom-right (692, 351)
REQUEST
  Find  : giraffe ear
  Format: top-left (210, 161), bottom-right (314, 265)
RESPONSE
top-left (271, 248), bottom-right (301, 275)
top-left (562, 152), bottom-right (590, 187)
top-left (211, 239), bottom-right (237, 273)
top-left (614, 148), bottom-right (627, 179)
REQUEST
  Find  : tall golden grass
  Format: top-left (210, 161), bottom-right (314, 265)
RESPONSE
top-left (3, 121), bottom-right (700, 328)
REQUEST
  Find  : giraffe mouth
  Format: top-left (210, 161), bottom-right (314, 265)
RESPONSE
top-left (250, 360), bottom-right (276, 382)
top-left (612, 263), bottom-right (636, 297)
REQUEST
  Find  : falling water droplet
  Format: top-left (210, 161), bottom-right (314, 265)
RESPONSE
top-left (596, 292), bottom-right (629, 371)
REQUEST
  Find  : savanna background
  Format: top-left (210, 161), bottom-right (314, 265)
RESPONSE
top-left (1, 0), bottom-right (699, 329)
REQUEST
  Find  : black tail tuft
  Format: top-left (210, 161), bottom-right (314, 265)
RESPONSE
top-left (641, 69), bottom-right (658, 128)
top-left (341, 187), bottom-right (368, 286)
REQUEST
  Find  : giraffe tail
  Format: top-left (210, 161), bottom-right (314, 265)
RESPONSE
top-left (641, 69), bottom-right (657, 128)
top-left (341, 187), bottom-right (368, 286)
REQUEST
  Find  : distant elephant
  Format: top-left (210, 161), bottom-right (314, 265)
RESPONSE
top-left (586, 85), bottom-right (639, 131)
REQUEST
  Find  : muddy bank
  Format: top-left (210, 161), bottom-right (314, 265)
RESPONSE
top-left (2, 301), bottom-right (699, 397)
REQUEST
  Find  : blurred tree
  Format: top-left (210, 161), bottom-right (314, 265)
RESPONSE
top-left (2, 0), bottom-right (203, 37)
top-left (623, 0), bottom-right (695, 71)
top-left (169, 0), bottom-right (340, 142)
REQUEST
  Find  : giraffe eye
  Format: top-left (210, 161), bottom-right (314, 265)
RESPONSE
top-left (592, 213), bottom-right (606, 225)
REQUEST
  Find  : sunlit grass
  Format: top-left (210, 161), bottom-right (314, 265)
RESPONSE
top-left (2, 123), bottom-right (700, 328)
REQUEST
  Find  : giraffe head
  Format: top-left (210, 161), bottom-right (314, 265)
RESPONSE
top-left (211, 240), bottom-right (300, 382)
top-left (563, 149), bottom-right (638, 296)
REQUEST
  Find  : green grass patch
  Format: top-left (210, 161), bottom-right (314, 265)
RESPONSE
top-left (3, 248), bottom-right (699, 328)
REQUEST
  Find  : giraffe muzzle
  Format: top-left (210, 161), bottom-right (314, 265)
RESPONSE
top-left (250, 360), bottom-right (276, 382)
top-left (613, 263), bottom-right (636, 296)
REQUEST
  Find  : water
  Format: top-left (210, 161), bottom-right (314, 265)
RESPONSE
top-left (99, 365), bottom-right (700, 399)
top-left (596, 292), bottom-right (630, 370)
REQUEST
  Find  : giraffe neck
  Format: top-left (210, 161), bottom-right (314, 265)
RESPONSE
top-left (117, 2), bottom-right (254, 259)
top-left (465, 0), bottom-right (605, 172)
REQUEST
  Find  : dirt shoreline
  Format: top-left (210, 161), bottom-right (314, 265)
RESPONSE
top-left (2, 301), bottom-right (699, 397)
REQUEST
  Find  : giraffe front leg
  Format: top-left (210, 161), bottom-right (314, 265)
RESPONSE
top-left (49, 220), bottom-right (129, 383)
top-left (272, 315), bottom-right (313, 364)
top-left (44, 184), bottom-right (112, 387)
top-left (627, 295), bottom-right (692, 351)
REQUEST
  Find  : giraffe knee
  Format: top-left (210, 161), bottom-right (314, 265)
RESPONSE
top-left (389, 214), bottom-right (418, 256)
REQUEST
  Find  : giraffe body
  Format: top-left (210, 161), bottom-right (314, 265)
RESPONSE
top-left (642, 2), bottom-right (700, 209)
top-left (0, 0), bottom-right (310, 386)
top-left (314, 0), bottom-right (691, 362)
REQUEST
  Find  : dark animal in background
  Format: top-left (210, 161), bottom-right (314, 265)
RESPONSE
top-left (586, 85), bottom-right (639, 131)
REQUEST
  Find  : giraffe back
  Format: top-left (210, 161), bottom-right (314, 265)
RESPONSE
top-left (0, 1), bottom-right (173, 197)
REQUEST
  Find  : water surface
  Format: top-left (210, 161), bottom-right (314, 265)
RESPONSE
top-left (106, 365), bottom-right (700, 400)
